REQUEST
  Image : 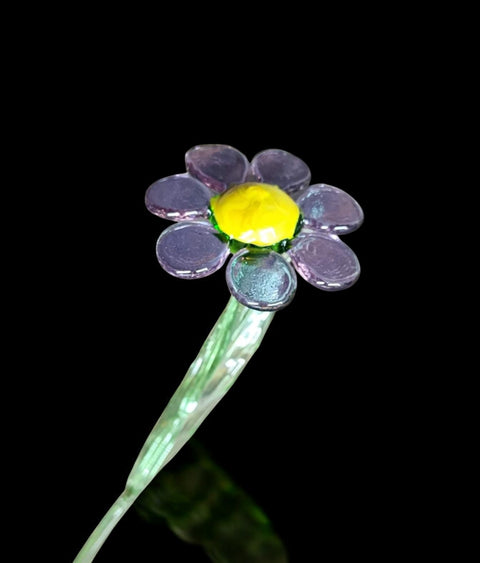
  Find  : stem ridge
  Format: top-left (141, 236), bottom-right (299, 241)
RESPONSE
top-left (74, 297), bottom-right (275, 563)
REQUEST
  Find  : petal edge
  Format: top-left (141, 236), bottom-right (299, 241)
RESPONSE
top-left (289, 233), bottom-right (360, 291)
top-left (145, 173), bottom-right (212, 221)
top-left (156, 220), bottom-right (229, 279)
top-left (297, 183), bottom-right (364, 234)
top-left (250, 149), bottom-right (311, 196)
top-left (226, 249), bottom-right (297, 311)
top-left (185, 144), bottom-right (249, 193)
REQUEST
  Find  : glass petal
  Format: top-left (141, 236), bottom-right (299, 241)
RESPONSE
top-left (145, 173), bottom-right (212, 221)
top-left (289, 233), bottom-right (360, 290)
top-left (185, 144), bottom-right (249, 193)
top-left (156, 221), bottom-right (229, 279)
top-left (296, 184), bottom-right (364, 233)
top-left (249, 149), bottom-right (311, 196)
top-left (226, 249), bottom-right (297, 311)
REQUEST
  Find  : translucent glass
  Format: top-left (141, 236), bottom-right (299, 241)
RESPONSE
top-left (74, 297), bottom-right (275, 563)
top-left (156, 220), bottom-right (229, 279)
top-left (75, 144), bottom-right (365, 562)
top-left (185, 144), bottom-right (249, 193)
top-left (128, 297), bottom-right (275, 491)
top-left (250, 149), bottom-right (311, 195)
top-left (145, 173), bottom-right (212, 220)
top-left (289, 233), bottom-right (360, 290)
top-left (296, 183), bottom-right (364, 233)
top-left (226, 249), bottom-right (297, 310)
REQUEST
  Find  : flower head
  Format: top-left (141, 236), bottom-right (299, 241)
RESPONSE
top-left (145, 145), bottom-right (363, 311)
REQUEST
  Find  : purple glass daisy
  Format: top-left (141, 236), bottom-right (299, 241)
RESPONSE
top-left (145, 145), bottom-right (363, 311)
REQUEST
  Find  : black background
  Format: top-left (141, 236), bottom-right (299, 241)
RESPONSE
top-left (16, 11), bottom-right (444, 562)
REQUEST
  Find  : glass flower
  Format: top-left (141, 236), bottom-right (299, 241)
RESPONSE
top-left (145, 145), bottom-right (363, 311)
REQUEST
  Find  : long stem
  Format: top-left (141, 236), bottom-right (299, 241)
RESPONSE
top-left (73, 490), bottom-right (140, 563)
top-left (74, 297), bottom-right (275, 563)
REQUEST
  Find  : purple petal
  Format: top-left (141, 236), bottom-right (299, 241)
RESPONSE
top-left (156, 221), bottom-right (229, 279)
top-left (145, 173), bottom-right (212, 221)
top-left (250, 149), bottom-right (311, 196)
top-left (226, 249), bottom-right (297, 311)
top-left (289, 233), bottom-right (360, 291)
top-left (185, 144), bottom-right (249, 193)
top-left (297, 184), bottom-right (364, 234)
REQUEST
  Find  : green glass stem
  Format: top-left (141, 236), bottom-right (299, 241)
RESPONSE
top-left (74, 297), bottom-right (275, 563)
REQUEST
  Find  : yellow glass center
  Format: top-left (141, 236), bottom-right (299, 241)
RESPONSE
top-left (210, 183), bottom-right (300, 247)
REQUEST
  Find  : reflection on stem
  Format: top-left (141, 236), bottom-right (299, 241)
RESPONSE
top-left (73, 298), bottom-right (275, 562)
top-left (136, 441), bottom-right (288, 563)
